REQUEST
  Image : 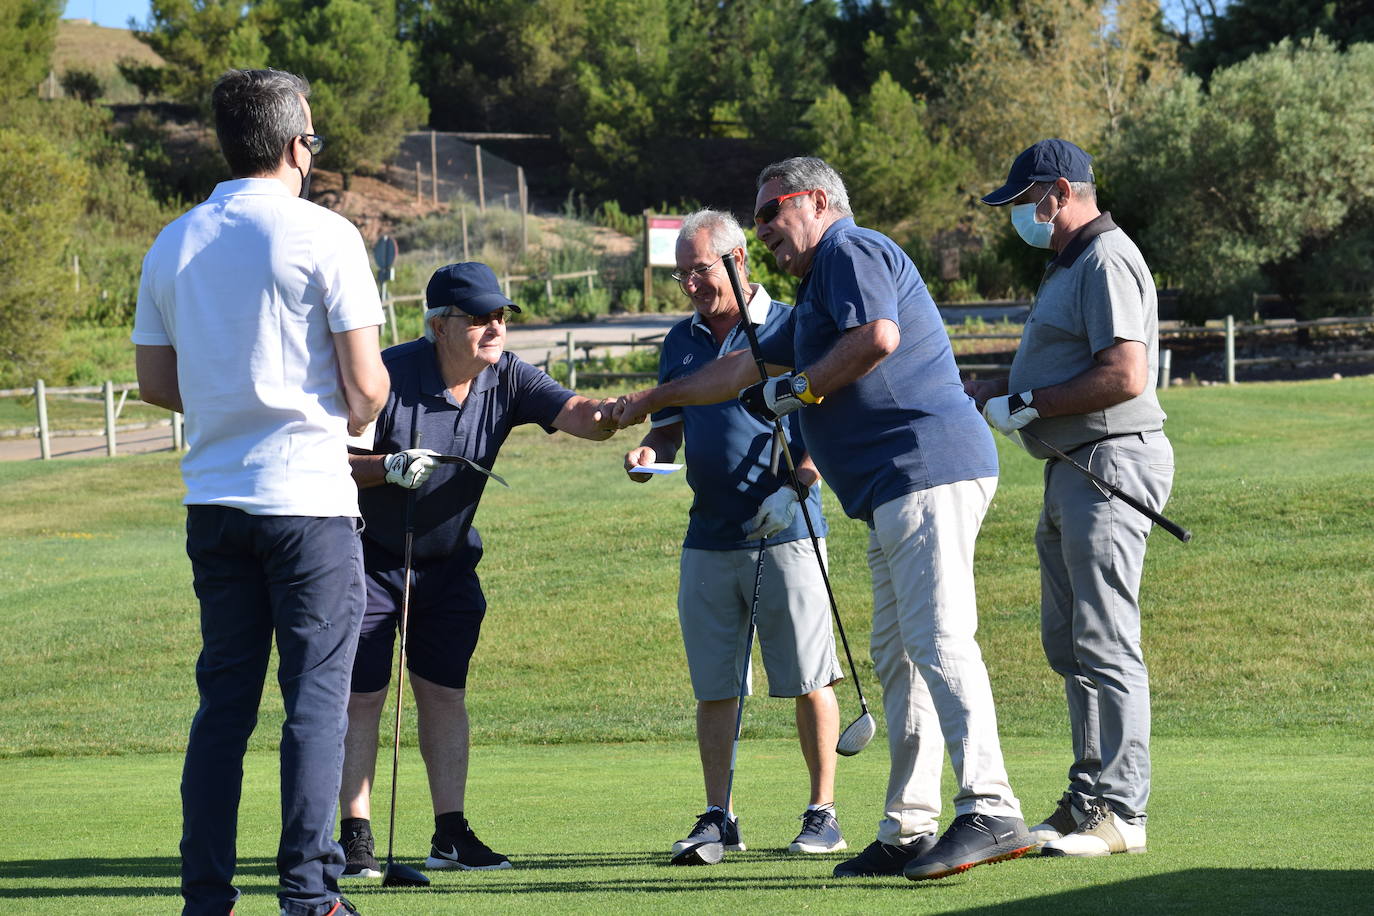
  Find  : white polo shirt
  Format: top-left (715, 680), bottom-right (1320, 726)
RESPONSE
top-left (132, 178), bottom-right (384, 516)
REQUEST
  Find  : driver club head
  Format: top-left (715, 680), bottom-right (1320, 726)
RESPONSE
top-left (836, 711), bottom-right (876, 757)
top-left (669, 841), bottom-right (725, 866)
top-left (381, 860), bottom-right (430, 888)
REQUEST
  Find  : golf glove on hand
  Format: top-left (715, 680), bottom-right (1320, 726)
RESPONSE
top-left (744, 485), bottom-right (799, 540)
top-left (383, 448), bottom-right (438, 489)
top-left (739, 373), bottom-right (806, 423)
top-left (983, 391), bottom-right (1039, 436)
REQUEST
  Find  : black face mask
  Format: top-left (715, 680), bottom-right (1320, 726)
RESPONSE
top-left (298, 161), bottom-right (313, 200)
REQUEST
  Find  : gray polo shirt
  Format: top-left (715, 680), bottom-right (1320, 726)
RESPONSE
top-left (1009, 212), bottom-right (1166, 459)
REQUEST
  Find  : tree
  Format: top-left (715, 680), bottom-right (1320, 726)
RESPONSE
top-left (0, 0), bottom-right (61, 101)
top-left (0, 129), bottom-right (86, 386)
top-left (116, 57), bottom-right (166, 102)
top-left (806, 72), bottom-right (970, 236)
top-left (60, 68), bottom-right (103, 103)
top-left (1108, 36), bottom-right (1374, 316)
top-left (1187, 0), bottom-right (1374, 77)
top-left (937, 0), bottom-right (1182, 219)
top-left (269, 0), bottom-right (430, 188)
top-left (135, 0), bottom-right (269, 109)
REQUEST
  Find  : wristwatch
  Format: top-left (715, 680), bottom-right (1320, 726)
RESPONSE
top-left (789, 372), bottom-right (823, 405)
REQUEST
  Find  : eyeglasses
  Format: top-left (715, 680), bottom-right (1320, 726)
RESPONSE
top-left (298, 134), bottom-right (325, 155)
top-left (754, 189), bottom-right (815, 226)
top-left (447, 307), bottom-right (507, 327)
top-left (670, 255), bottom-right (724, 290)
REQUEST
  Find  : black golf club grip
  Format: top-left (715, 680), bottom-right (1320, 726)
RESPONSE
top-left (1023, 432), bottom-right (1192, 543)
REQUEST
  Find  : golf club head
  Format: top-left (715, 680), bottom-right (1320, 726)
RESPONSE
top-left (381, 861), bottom-right (430, 887)
top-left (669, 842), bottom-right (725, 866)
top-left (836, 711), bottom-right (876, 757)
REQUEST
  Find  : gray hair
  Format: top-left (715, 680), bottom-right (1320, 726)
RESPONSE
top-left (423, 307), bottom-right (450, 343)
top-left (678, 209), bottom-right (747, 268)
top-left (1036, 179), bottom-right (1097, 204)
top-left (756, 156), bottom-right (852, 217)
top-left (211, 68), bottom-right (312, 177)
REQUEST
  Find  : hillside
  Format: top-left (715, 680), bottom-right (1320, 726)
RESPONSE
top-left (52, 19), bottom-right (162, 104)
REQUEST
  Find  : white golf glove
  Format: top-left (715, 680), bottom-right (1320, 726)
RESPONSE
top-left (383, 448), bottom-right (438, 489)
top-left (744, 485), bottom-right (799, 541)
top-left (982, 390), bottom-right (1039, 436)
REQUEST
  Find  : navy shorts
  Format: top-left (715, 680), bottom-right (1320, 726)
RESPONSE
top-left (351, 542), bottom-right (487, 692)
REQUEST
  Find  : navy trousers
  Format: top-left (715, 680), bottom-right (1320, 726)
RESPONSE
top-left (180, 507), bottom-right (365, 916)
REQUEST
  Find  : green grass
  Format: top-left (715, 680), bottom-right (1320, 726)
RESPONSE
top-left (0, 738), bottom-right (1368, 913)
top-left (0, 377), bottom-right (1371, 910)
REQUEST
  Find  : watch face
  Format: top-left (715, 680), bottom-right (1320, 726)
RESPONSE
top-left (790, 374), bottom-right (808, 396)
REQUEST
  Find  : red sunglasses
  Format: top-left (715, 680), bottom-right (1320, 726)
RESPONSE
top-left (754, 189), bottom-right (815, 226)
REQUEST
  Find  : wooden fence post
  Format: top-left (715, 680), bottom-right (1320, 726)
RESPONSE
top-left (172, 410), bottom-right (184, 451)
top-left (35, 379), bottom-right (50, 460)
top-left (476, 144), bottom-right (485, 211)
top-left (518, 166), bottom-right (528, 252)
top-left (103, 380), bottom-right (117, 457)
top-left (642, 209), bottom-right (652, 310)
top-left (461, 204), bottom-right (470, 262)
top-left (565, 331), bottom-right (577, 388)
top-left (1158, 348), bottom-right (1171, 390)
top-left (1225, 315), bottom-right (1236, 384)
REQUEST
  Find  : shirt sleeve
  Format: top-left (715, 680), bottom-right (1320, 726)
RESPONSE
top-left (815, 238), bottom-right (901, 330)
top-left (754, 305), bottom-right (797, 367)
top-left (1081, 256), bottom-right (1149, 354)
top-left (130, 248), bottom-right (172, 346)
top-left (316, 215), bottom-right (385, 333)
top-left (509, 356), bottom-right (578, 431)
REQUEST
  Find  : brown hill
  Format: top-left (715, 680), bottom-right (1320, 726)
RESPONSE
top-left (53, 19), bottom-right (162, 103)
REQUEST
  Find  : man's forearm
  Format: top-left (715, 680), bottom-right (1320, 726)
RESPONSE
top-left (802, 319), bottom-right (899, 397)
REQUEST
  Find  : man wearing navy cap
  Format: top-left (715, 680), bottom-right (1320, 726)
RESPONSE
top-left (335, 262), bottom-right (619, 877)
top-left (971, 139), bottom-right (1174, 858)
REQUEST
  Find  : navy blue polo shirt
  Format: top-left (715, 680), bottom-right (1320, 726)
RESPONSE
top-left (652, 292), bottom-right (826, 550)
top-left (756, 218), bottom-right (998, 523)
top-left (357, 339), bottom-right (575, 566)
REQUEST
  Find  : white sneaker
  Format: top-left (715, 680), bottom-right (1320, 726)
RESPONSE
top-left (1029, 795), bottom-right (1087, 847)
top-left (1041, 802), bottom-right (1146, 857)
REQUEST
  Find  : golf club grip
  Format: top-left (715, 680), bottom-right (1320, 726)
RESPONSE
top-left (1022, 432), bottom-right (1192, 543)
top-left (721, 254), bottom-right (768, 382)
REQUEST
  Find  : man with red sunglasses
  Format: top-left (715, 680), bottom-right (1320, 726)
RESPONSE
top-left (614, 156), bottom-right (1032, 883)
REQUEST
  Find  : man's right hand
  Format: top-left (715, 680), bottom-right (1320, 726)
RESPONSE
top-left (383, 448), bottom-right (438, 489)
top-left (623, 446), bottom-right (657, 482)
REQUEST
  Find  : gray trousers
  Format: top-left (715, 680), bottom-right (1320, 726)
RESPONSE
top-left (1036, 430), bottom-right (1173, 825)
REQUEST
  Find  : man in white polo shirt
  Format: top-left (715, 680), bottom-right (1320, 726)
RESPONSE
top-left (133, 68), bottom-right (389, 916)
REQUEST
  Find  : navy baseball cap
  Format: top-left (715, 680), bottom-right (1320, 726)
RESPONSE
top-left (425, 262), bottom-right (521, 317)
top-left (981, 139), bottom-right (1095, 206)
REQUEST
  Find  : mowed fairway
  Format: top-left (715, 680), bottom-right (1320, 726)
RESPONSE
top-left (1, 377), bottom-right (1371, 913)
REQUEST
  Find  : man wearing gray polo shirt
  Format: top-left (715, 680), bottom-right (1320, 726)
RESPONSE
top-left (971, 138), bottom-right (1175, 858)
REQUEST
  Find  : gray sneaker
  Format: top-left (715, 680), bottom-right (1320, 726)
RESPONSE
top-left (669, 808), bottom-right (744, 865)
top-left (1029, 795), bottom-right (1087, 848)
top-left (903, 813), bottom-right (1034, 881)
top-left (788, 807), bottom-right (847, 854)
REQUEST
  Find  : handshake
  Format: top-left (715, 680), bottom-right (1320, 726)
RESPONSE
top-left (609, 371), bottom-right (820, 429)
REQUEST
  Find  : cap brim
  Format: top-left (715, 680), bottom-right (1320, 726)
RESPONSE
top-left (980, 180), bottom-right (1033, 206)
top-left (453, 291), bottom-right (520, 316)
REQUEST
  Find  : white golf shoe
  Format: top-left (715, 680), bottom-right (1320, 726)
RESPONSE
top-left (1040, 802), bottom-right (1146, 857)
top-left (1028, 795), bottom-right (1087, 848)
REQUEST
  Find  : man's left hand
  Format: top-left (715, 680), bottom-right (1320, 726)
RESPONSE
top-left (744, 485), bottom-right (799, 540)
top-left (982, 391), bottom-right (1040, 436)
top-left (738, 374), bottom-right (804, 423)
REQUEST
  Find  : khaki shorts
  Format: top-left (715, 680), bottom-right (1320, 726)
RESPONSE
top-left (678, 539), bottom-right (842, 700)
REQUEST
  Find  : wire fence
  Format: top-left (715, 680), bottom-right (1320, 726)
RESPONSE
top-left (379, 131), bottom-right (531, 212)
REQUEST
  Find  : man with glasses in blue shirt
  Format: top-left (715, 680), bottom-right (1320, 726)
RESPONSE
top-left (622, 210), bottom-right (845, 864)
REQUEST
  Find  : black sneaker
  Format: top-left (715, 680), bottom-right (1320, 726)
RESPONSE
top-left (669, 809), bottom-right (745, 865)
top-left (903, 813), bottom-right (1034, 881)
top-left (338, 825), bottom-right (381, 880)
top-left (425, 818), bottom-right (511, 870)
top-left (832, 835), bottom-right (936, 877)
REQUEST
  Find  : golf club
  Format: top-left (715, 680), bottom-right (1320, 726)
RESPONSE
top-left (1020, 431), bottom-right (1192, 543)
top-left (721, 253), bottom-right (876, 757)
top-left (670, 540), bottom-right (766, 866)
top-left (381, 429), bottom-right (431, 888)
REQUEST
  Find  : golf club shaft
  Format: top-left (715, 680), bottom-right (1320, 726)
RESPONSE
top-left (385, 428), bottom-right (422, 868)
top-left (724, 541), bottom-right (765, 815)
top-left (1020, 431), bottom-right (1191, 543)
top-left (721, 253), bottom-right (871, 715)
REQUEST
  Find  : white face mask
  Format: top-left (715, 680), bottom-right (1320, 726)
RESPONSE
top-left (1011, 189), bottom-right (1058, 249)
